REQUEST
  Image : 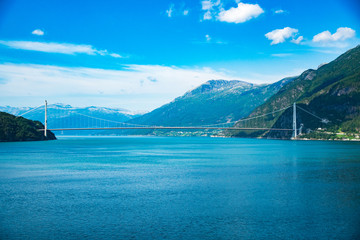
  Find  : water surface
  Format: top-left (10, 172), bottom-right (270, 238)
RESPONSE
top-left (0, 137), bottom-right (359, 239)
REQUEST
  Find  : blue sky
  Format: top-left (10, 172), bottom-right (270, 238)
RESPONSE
top-left (0, 0), bottom-right (359, 111)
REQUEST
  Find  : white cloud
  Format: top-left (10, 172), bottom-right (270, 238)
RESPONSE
top-left (0, 40), bottom-right (123, 58)
top-left (272, 53), bottom-right (292, 57)
top-left (313, 27), bottom-right (355, 43)
top-left (201, 0), bottom-right (220, 20)
top-left (0, 63), bottom-right (240, 111)
top-left (201, 1), bottom-right (263, 23)
top-left (274, 9), bottom-right (285, 14)
top-left (217, 3), bottom-right (264, 23)
top-left (166, 3), bottom-right (189, 18)
top-left (265, 27), bottom-right (298, 45)
top-left (32, 29), bottom-right (44, 36)
top-left (166, 4), bottom-right (174, 17)
top-left (203, 11), bottom-right (213, 20)
top-left (291, 36), bottom-right (303, 44)
top-left (109, 53), bottom-right (122, 58)
top-left (201, 0), bottom-right (217, 10)
top-left (205, 34), bottom-right (211, 42)
top-left (312, 49), bottom-right (345, 55)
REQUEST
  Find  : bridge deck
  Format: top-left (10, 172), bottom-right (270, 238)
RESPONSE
top-left (39, 127), bottom-right (293, 131)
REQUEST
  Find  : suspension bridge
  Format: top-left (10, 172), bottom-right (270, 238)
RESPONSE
top-left (18, 101), bottom-right (329, 139)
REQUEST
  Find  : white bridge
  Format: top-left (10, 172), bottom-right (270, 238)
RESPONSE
top-left (19, 101), bottom-right (328, 139)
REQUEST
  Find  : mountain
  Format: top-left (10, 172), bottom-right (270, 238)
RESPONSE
top-left (0, 104), bottom-right (142, 131)
top-left (231, 45), bottom-right (360, 140)
top-left (0, 112), bottom-right (56, 142)
top-left (124, 77), bottom-right (295, 136)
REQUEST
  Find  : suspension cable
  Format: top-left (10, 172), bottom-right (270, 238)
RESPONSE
top-left (17, 104), bottom-right (44, 117)
top-left (199, 105), bottom-right (292, 127)
top-left (73, 112), bottom-right (150, 127)
top-left (235, 105), bottom-right (292, 124)
top-left (296, 105), bottom-right (324, 121)
top-left (48, 103), bottom-right (293, 129)
top-left (201, 121), bottom-right (238, 127)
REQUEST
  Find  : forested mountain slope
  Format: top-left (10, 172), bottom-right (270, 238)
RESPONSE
top-left (231, 45), bottom-right (360, 140)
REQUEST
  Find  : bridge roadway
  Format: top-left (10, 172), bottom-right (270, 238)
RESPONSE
top-left (39, 127), bottom-right (293, 131)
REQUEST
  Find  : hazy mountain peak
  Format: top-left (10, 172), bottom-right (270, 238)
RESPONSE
top-left (183, 79), bottom-right (254, 98)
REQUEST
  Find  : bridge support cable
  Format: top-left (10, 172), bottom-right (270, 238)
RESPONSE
top-left (17, 104), bottom-right (44, 117)
top-left (296, 105), bottom-right (329, 123)
top-left (235, 105), bottom-right (292, 124)
top-left (43, 101), bottom-right (296, 132)
top-left (228, 105), bottom-right (293, 134)
top-left (62, 112), bottom-right (151, 129)
top-left (198, 105), bottom-right (292, 129)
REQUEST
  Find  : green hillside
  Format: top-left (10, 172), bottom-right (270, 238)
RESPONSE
top-left (231, 45), bottom-right (360, 140)
top-left (0, 112), bottom-right (56, 142)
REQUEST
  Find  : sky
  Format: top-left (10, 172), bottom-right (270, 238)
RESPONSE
top-left (0, 0), bottom-right (359, 111)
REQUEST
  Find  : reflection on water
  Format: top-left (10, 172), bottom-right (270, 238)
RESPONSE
top-left (0, 137), bottom-right (359, 239)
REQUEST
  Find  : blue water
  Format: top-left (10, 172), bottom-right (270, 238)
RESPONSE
top-left (0, 136), bottom-right (360, 240)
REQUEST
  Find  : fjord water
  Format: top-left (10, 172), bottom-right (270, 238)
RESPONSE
top-left (0, 137), bottom-right (360, 240)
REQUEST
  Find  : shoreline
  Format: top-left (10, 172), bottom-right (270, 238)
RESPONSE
top-left (51, 134), bottom-right (360, 143)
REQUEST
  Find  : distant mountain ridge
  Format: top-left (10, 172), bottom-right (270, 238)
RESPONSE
top-left (231, 45), bottom-right (360, 140)
top-left (0, 104), bottom-right (142, 130)
top-left (125, 76), bottom-right (295, 136)
top-left (0, 104), bottom-right (138, 116)
top-left (182, 80), bottom-right (254, 98)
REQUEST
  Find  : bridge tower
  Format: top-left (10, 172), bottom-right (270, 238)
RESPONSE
top-left (293, 102), bottom-right (297, 139)
top-left (44, 100), bottom-right (47, 137)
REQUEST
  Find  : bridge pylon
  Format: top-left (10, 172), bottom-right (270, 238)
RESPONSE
top-left (44, 100), bottom-right (47, 137)
top-left (293, 102), bottom-right (297, 139)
